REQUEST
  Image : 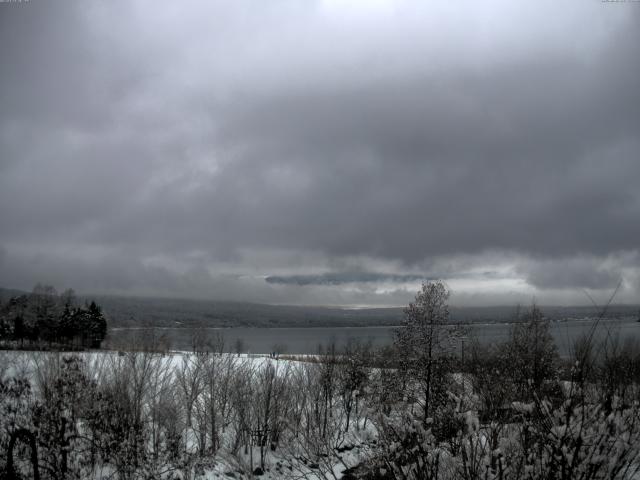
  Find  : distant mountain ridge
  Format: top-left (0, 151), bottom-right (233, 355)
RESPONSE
top-left (2, 286), bottom-right (638, 328)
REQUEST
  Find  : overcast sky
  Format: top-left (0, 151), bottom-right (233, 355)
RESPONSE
top-left (1, 0), bottom-right (639, 306)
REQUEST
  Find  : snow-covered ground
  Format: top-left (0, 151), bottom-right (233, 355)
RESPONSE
top-left (0, 349), bottom-right (378, 479)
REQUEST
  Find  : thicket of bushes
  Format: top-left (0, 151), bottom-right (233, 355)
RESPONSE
top-left (1, 281), bottom-right (639, 479)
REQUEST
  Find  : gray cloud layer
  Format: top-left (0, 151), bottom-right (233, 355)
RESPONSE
top-left (265, 273), bottom-right (431, 286)
top-left (1, 1), bottom-right (639, 305)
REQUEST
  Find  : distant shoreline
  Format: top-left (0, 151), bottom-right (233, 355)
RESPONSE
top-left (109, 316), bottom-right (639, 330)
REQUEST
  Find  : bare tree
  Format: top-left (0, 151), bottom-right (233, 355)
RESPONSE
top-left (195, 333), bottom-right (237, 454)
top-left (395, 281), bottom-right (455, 424)
top-left (175, 354), bottom-right (203, 430)
top-left (505, 304), bottom-right (559, 399)
top-left (337, 339), bottom-right (370, 433)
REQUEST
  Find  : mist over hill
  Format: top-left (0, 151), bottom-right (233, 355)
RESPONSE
top-left (3, 287), bottom-right (637, 329)
top-left (86, 298), bottom-right (640, 328)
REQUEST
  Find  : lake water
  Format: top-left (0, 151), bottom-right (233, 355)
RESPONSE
top-left (107, 317), bottom-right (640, 357)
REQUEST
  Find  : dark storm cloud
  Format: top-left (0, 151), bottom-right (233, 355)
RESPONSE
top-left (204, 52), bottom-right (640, 261)
top-left (265, 272), bottom-right (430, 286)
top-left (1, 0), bottom-right (639, 303)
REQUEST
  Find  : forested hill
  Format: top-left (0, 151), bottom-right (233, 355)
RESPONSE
top-left (89, 295), bottom-right (404, 328)
top-left (3, 287), bottom-right (638, 328)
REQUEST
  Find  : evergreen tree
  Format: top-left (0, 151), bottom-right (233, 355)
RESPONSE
top-left (87, 301), bottom-right (107, 348)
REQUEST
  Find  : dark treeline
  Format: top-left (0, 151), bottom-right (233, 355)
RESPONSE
top-left (0, 284), bottom-right (107, 349)
top-left (1, 282), bottom-right (640, 479)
